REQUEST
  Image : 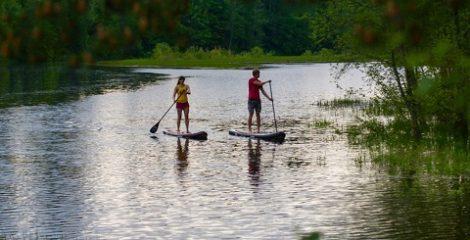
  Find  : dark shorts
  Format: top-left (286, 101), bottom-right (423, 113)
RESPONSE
top-left (248, 99), bottom-right (261, 114)
top-left (176, 102), bottom-right (189, 110)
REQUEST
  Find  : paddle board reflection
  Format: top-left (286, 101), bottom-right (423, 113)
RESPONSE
top-left (248, 139), bottom-right (261, 186)
top-left (175, 138), bottom-right (189, 175)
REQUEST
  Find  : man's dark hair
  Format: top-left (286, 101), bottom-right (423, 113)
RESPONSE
top-left (252, 69), bottom-right (260, 76)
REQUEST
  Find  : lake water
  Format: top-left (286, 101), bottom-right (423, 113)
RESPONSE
top-left (0, 64), bottom-right (468, 239)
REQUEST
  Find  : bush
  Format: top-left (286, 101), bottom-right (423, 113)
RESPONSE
top-left (302, 50), bottom-right (313, 56)
top-left (317, 48), bottom-right (335, 56)
top-left (208, 48), bottom-right (231, 58)
top-left (152, 43), bottom-right (175, 59)
top-left (249, 46), bottom-right (265, 56)
top-left (182, 46), bottom-right (206, 59)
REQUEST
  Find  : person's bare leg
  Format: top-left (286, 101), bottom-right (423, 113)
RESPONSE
top-left (177, 108), bottom-right (182, 132)
top-left (183, 107), bottom-right (190, 133)
top-left (248, 111), bottom-right (254, 133)
top-left (256, 112), bottom-right (261, 133)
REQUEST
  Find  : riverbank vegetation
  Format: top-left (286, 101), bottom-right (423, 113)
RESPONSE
top-left (318, 1), bottom-right (469, 176)
top-left (99, 45), bottom-right (354, 68)
top-left (325, 0), bottom-right (469, 176)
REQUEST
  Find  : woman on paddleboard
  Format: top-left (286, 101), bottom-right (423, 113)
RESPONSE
top-left (173, 76), bottom-right (191, 133)
top-left (248, 69), bottom-right (272, 133)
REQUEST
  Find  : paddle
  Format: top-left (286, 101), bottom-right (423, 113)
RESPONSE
top-left (149, 93), bottom-right (184, 133)
top-left (268, 81), bottom-right (278, 132)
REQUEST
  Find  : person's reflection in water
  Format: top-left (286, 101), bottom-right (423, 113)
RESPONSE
top-left (248, 139), bottom-right (262, 187)
top-left (176, 138), bottom-right (190, 177)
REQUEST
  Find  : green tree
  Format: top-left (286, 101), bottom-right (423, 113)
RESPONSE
top-left (325, 0), bottom-right (469, 143)
top-left (262, 0), bottom-right (313, 54)
top-left (0, 0), bottom-right (189, 65)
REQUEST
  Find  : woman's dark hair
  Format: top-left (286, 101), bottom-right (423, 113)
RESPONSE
top-left (177, 76), bottom-right (185, 86)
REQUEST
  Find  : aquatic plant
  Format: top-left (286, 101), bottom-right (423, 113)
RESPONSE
top-left (310, 119), bottom-right (333, 129)
top-left (316, 98), bottom-right (365, 108)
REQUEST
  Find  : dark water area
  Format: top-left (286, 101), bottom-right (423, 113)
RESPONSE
top-left (0, 64), bottom-right (468, 239)
top-left (0, 65), bottom-right (166, 108)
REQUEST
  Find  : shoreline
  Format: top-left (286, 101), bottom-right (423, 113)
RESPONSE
top-left (96, 54), bottom-right (357, 69)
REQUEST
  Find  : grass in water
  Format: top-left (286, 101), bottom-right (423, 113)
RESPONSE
top-left (316, 98), bottom-right (365, 108)
top-left (301, 232), bottom-right (322, 240)
top-left (370, 146), bottom-right (469, 176)
top-left (347, 118), bottom-right (470, 176)
top-left (310, 119), bottom-right (333, 129)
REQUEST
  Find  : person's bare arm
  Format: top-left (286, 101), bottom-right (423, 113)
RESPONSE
top-left (186, 85), bottom-right (191, 94)
top-left (253, 79), bottom-right (271, 86)
top-left (260, 87), bottom-right (273, 101)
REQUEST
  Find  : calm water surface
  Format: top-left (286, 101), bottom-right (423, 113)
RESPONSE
top-left (0, 64), bottom-right (468, 239)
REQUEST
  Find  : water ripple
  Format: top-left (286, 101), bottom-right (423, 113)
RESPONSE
top-left (0, 64), bottom-right (468, 239)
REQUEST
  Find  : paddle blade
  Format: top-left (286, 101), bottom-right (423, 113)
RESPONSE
top-left (150, 122), bottom-right (159, 133)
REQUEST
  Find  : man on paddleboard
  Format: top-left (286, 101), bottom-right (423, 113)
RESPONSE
top-left (248, 69), bottom-right (272, 133)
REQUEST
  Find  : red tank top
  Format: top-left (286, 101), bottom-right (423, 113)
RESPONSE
top-left (248, 77), bottom-right (260, 100)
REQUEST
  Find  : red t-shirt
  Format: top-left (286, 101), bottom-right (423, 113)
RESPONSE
top-left (248, 77), bottom-right (261, 100)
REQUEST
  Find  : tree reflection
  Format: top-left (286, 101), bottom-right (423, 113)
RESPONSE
top-left (0, 66), bottom-right (164, 108)
top-left (350, 176), bottom-right (470, 239)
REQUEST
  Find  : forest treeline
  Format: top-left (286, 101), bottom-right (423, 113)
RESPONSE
top-left (0, 0), bottom-right (325, 64)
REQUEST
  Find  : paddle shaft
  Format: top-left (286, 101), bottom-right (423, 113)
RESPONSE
top-left (160, 93), bottom-right (185, 122)
top-left (149, 93), bottom-right (185, 133)
top-left (268, 81), bottom-right (278, 132)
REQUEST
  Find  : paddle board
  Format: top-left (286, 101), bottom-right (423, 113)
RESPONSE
top-left (163, 130), bottom-right (208, 140)
top-left (229, 129), bottom-right (286, 143)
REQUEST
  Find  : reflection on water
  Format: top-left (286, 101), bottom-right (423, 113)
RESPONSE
top-left (343, 176), bottom-right (470, 240)
top-left (175, 138), bottom-right (189, 176)
top-left (0, 64), bottom-right (468, 239)
top-left (248, 139), bottom-right (261, 186)
top-left (0, 65), bottom-right (166, 108)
